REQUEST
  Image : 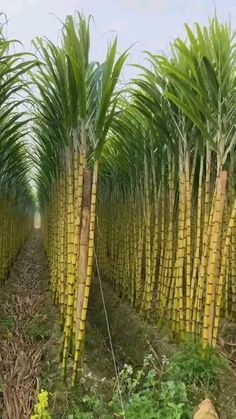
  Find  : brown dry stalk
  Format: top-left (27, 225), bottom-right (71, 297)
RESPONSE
top-left (0, 233), bottom-right (49, 419)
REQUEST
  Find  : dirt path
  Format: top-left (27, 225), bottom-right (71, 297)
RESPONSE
top-left (0, 231), bottom-right (59, 419)
top-left (87, 277), bottom-right (177, 372)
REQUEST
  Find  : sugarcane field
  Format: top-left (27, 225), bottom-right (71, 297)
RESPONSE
top-left (1, 1), bottom-right (236, 418)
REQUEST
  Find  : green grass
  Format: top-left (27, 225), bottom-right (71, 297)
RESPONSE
top-left (166, 337), bottom-right (228, 389)
top-left (27, 315), bottom-right (50, 341)
top-left (0, 315), bottom-right (16, 337)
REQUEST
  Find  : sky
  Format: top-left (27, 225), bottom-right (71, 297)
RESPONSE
top-left (2, 0), bottom-right (236, 80)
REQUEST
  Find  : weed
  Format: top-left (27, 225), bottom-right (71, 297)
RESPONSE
top-left (166, 338), bottom-right (228, 389)
top-left (113, 354), bottom-right (192, 418)
top-left (69, 354), bottom-right (192, 418)
top-left (65, 341), bottom-right (229, 418)
top-left (27, 315), bottom-right (50, 341)
top-left (0, 315), bottom-right (16, 337)
top-left (31, 390), bottom-right (51, 419)
top-left (124, 380), bottom-right (191, 418)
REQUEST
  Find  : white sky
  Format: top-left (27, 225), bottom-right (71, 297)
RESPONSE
top-left (2, 0), bottom-right (236, 81)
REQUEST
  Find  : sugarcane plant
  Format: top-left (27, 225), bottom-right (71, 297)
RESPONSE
top-left (32, 12), bottom-right (127, 383)
top-left (96, 17), bottom-right (236, 347)
top-left (0, 22), bottom-right (36, 284)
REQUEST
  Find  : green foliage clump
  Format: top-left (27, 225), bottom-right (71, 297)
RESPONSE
top-left (27, 315), bottom-right (50, 341)
top-left (31, 390), bottom-right (51, 419)
top-left (116, 355), bottom-right (191, 418)
top-left (68, 342), bottom-right (228, 418)
top-left (69, 354), bottom-right (192, 418)
top-left (69, 395), bottom-right (110, 419)
top-left (0, 315), bottom-right (16, 338)
top-left (123, 379), bottom-right (191, 418)
top-left (167, 338), bottom-right (228, 389)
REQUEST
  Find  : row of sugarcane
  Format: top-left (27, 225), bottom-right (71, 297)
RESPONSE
top-left (32, 13), bottom-right (127, 384)
top-left (96, 18), bottom-right (236, 347)
top-left (0, 198), bottom-right (33, 283)
top-left (0, 23), bottom-right (35, 285)
top-left (97, 146), bottom-right (236, 346)
top-left (33, 15), bottom-right (236, 386)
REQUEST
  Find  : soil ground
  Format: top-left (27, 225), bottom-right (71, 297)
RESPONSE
top-left (0, 231), bottom-right (236, 418)
top-left (0, 232), bottom-right (56, 418)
